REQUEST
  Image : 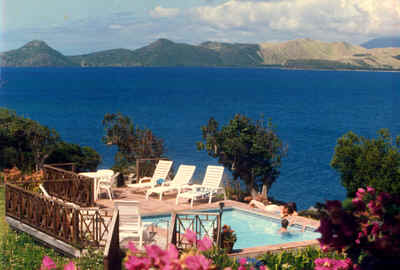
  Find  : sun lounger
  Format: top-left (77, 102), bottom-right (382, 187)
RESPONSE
top-left (176, 165), bottom-right (226, 208)
top-left (127, 160), bottom-right (173, 189)
top-left (145, 165), bottom-right (196, 200)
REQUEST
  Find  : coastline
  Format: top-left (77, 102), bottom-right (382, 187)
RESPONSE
top-left (1, 65), bottom-right (399, 73)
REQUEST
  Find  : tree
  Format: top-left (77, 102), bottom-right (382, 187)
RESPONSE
top-left (46, 142), bottom-right (101, 172)
top-left (331, 129), bottom-right (400, 197)
top-left (102, 113), bottom-right (165, 171)
top-left (0, 107), bottom-right (100, 172)
top-left (24, 119), bottom-right (60, 171)
top-left (197, 114), bottom-right (286, 199)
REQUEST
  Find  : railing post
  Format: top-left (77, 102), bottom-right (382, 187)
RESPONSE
top-left (217, 202), bottom-right (224, 248)
top-left (169, 212), bottom-right (177, 246)
top-left (136, 159), bottom-right (140, 183)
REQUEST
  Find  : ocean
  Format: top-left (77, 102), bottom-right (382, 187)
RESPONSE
top-left (0, 67), bottom-right (398, 209)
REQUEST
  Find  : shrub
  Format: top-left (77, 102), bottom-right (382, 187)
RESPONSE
top-left (316, 187), bottom-right (400, 269)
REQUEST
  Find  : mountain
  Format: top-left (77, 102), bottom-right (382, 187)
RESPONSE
top-left (1, 38), bottom-right (400, 70)
top-left (128, 38), bottom-right (223, 66)
top-left (0, 40), bottom-right (77, 67)
top-left (361, 37), bottom-right (400, 49)
top-left (200, 41), bottom-right (263, 66)
top-left (258, 38), bottom-right (400, 70)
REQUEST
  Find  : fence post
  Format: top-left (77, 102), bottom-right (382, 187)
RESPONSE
top-left (217, 202), bottom-right (224, 248)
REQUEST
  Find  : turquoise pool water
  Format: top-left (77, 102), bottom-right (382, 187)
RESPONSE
top-left (143, 208), bottom-right (320, 249)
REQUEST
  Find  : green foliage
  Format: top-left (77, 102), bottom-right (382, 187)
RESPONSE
top-left (203, 246), bottom-right (238, 269)
top-left (0, 186), bottom-right (7, 235)
top-left (197, 114), bottom-right (286, 198)
top-left (0, 107), bottom-right (100, 173)
top-left (0, 230), bottom-right (104, 270)
top-left (102, 113), bottom-right (165, 172)
top-left (46, 142), bottom-right (101, 172)
top-left (331, 129), bottom-right (400, 196)
top-left (257, 247), bottom-right (346, 270)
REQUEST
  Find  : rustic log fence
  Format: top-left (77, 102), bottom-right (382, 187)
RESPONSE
top-left (5, 182), bottom-right (113, 249)
top-left (46, 163), bottom-right (77, 173)
top-left (42, 164), bottom-right (95, 207)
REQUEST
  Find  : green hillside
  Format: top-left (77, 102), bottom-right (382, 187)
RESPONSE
top-left (0, 40), bottom-right (76, 67)
top-left (68, 48), bottom-right (140, 67)
top-left (200, 41), bottom-right (263, 66)
top-left (132, 39), bottom-right (222, 66)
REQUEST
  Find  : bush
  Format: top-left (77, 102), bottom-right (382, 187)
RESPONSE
top-left (257, 247), bottom-right (346, 270)
top-left (316, 187), bottom-right (400, 269)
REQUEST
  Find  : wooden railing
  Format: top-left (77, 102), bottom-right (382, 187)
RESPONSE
top-left (170, 204), bottom-right (223, 250)
top-left (43, 164), bottom-right (82, 180)
top-left (42, 164), bottom-right (95, 207)
top-left (5, 182), bottom-right (112, 249)
top-left (46, 163), bottom-right (76, 173)
top-left (103, 209), bottom-right (122, 270)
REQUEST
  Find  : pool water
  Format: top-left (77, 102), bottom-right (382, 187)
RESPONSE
top-left (143, 208), bottom-right (320, 249)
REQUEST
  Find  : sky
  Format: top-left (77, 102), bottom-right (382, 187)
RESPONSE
top-left (0, 0), bottom-right (399, 55)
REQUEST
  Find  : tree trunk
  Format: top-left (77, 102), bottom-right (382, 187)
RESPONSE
top-left (261, 184), bottom-right (268, 201)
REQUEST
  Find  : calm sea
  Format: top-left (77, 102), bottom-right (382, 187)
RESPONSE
top-left (0, 67), bottom-right (398, 209)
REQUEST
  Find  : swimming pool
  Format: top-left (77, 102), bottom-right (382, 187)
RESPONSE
top-left (143, 208), bottom-right (320, 249)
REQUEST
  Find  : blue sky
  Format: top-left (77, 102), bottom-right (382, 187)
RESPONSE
top-left (1, 0), bottom-right (399, 54)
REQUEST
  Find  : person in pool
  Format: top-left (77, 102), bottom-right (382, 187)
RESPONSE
top-left (278, 218), bottom-right (290, 234)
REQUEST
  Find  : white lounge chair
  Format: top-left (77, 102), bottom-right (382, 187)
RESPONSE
top-left (127, 160), bottom-right (173, 189)
top-left (114, 200), bottom-right (152, 249)
top-left (175, 165), bottom-right (226, 208)
top-left (145, 165), bottom-right (196, 200)
top-left (98, 172), bottom-right (120, 200)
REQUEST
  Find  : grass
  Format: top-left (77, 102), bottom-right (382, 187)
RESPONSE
top-left (0, 186), bottom-right (8, 236)
top-left (0, 184), bottom-right (103, 269)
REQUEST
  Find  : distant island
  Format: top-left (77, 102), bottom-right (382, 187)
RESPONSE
top-left (1, 38), bottom-right (400, 71)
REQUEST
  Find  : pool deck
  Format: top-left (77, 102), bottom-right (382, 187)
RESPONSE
top-left (96, 186), bottom-right (320, 257)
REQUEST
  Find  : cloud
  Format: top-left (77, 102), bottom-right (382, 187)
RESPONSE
top-left (192, 0), bottom-right (400, 37)
top-left (149, 6), bottom-right (180, 18)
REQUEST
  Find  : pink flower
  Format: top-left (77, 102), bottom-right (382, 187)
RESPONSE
top-left (371, 222), bottom-right (380, 236)
top-left (197, 236), bottom-right (213, 251)
top-left (366, 186), bottom-right (375, 194)
top-left (351, 198), bottom-right (366, 211)
top-left (63, 261), bottom-right (77, 270)
top-left (41, 256), bottom-right (57, 270)
top-left (167, 244), bottom-right (179, 260)
top-left (125, 256), bottom-right (151, 270)
top-left (145, 244), bottom-right (166, 265)
top-left (184, 229), bottom-right (197, 244)
top-left (356, 188), bottom-right (366, 199)
top-left (239, 257), bottom-right (247, 265)
top-left (184, 254), bottom-right (212, 270)
top-left (314, 258), bottom-right (351, 270)
top-left (127, 241), bottom-right (139, 254)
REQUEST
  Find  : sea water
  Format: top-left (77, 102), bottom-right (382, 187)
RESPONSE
top-left (0, 67), bottom-right (398, 209)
